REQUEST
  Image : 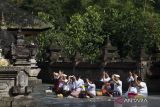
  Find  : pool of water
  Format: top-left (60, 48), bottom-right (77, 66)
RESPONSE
top-left (31, 84), bottom-right (160, 107)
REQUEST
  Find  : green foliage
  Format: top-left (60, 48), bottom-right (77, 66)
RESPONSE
top-left (100, 0), bottom-right (160, 59)
top-left (64, 6), bottom-right (104, 62)
top-left (11, 0), bottom-right (160, 62)
top-left (35, 12), bottom-right (64, 61)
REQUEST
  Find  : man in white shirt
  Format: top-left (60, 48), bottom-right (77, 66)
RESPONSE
top-left (112, 74), bottom-right (122, 96)
top-left (135, 77), bottom-right (148, 97)
top-left (70, 75), bottom-right (85, 97)
top-left (75, 76), bottom-right (85, 91)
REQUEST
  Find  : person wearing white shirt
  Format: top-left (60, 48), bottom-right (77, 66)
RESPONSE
top-left (125, 81), bottom-right (138, 98)
top-left (127, 71), bottom-right (134, 83)
top-left (70, 75), bottom-right (85, 97)
top-left (135, 77), bottom-right (148, 97)
top-left (128, 86), bottom-right (137, 94)
top-left (100, 71), bottom-right (111, 82)
top-left (75, 78), bottom-right (85, 91)
top-left (111, 74), bottom-right (122, 96)
top-left (85, 78), bottom-right (96, 98)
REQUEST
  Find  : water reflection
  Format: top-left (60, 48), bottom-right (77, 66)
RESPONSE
top-left (44, 101), bottom-right (149, 107)
top-left (51, 102), bottom-right (113, 107)
top-left (31, 84), bottom-right (160, 107)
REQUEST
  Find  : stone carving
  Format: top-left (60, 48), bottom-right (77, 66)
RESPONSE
top-left (0, 67), bottom-right (32, 97)
top-left (10, 29), bottom-right (42, 86)
top-left (102, 36), bottom-right (120, 68)
top-left (28, 42), bottom-right (41, 81)
top-left (0, 82), bottom-right (8, 90)
top-left (0, 12), bottom-right (41, 98)
top-left (0, 80), bottom-right (13, 97)
top-left (17, 71), bottom-right (28, 87)
top-left (11, 29), bottom-right (31, 66)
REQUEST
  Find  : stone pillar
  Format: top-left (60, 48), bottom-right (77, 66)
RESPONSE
top-left (28, 43), bottom-right (42, 85)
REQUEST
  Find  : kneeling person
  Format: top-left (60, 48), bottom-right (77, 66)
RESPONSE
top-left (135, 77), bottom-right (148, 97)
top-left (111, 74), bottom-right (122, 96)
top-left (85, 78), bottom-right (96, 98)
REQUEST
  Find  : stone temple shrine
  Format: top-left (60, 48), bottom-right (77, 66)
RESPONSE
top-left (0, 0), bottom-right (51, 105)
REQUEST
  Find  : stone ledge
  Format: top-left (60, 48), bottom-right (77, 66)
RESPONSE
top-left (28, 78), bottom-right (42, 86)
top-left (0, 66), bottom-right (30, 71)
top-left (0, 96), bottom-right (36, 107)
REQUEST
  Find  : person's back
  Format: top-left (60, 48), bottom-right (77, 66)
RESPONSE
top-left (70, 76), bottom-right (84, 97)
top-left (78, 78), bottom-right (84, 86)
top-left (85, 78), bottom-right (96, 98)
top-left (76, 78), bottom-right (84, 90)
top-left (128, 82), bottom-right (137, 94)
top-left (137, 81), bottom-right (148, 96)
top-left (87, 83), bottom-right (96, 96)
top-left (100, 71), bottom-right (111, 82)
top-left (100, 77), bottom-right (111, 82)
top-left (135, 77), bottom-right (148, 97)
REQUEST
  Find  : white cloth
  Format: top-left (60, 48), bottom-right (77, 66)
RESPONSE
top-left (124, 86), bottom-right (137, 97)
top-left (127, 76), bottom-right (134, 83)
top-left (114, 80), bottom-right (122, 95)
top-left (72, 81), bottom-right (77, 90)
top-left (100, 77), bottom-right (111, 82)
top-left (128, 87), bottom-right (137, 94)
top-left (76, 78), bottom-right (84, 87)
top-left (58, 82), bottom-right (64, 88)
top-left (74, 78), bottom-right (84, 91)
top-left (68, 82), bottom-right (74, 90)
top-left (87, 83), bottom-right (96, 96)
top-left (63, 84), bottom-right (70, 91)
top-left (137, 82), bottom-right (148, 97)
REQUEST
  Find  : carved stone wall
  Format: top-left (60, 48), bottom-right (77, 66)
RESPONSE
top-left (0, 67), bottom-right (31, 97)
